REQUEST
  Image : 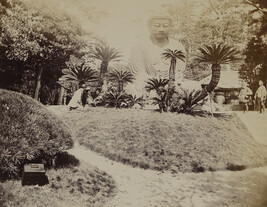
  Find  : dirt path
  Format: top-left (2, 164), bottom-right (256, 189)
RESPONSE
top-left (68, 144), bottom-right (267, 207)
top-left (235, 111), bottom-right (267, 145)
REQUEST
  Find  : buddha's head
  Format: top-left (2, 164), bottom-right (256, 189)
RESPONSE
top-left (259, 80), bottom-right (263, 86)
top-left (148, 12), bottom-right (172, 41)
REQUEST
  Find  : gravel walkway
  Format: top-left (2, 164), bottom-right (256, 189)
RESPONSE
top-left (68, 144), bottom-right (267, 207)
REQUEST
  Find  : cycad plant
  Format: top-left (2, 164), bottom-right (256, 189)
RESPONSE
top-left (162, 49), bottom-right (186, 89)
top-left (124, 94), bottom-right (145, 108)
top-left (108, 69), bottom-right (135, 92)
top-left (145, 78), bottom-right (169, 92)
top-left (60, 62), bottom-right (99, 87)
top-left (192, 44), bottom-right (240, 105)
top-left (91, 44), bottom-right (122, 90)
top-left (105, 88), bottom-right (128, 108)
top-left (145, 78), bottom-right (169, 112)
top-left (162, 49), bottom-right (185, 110)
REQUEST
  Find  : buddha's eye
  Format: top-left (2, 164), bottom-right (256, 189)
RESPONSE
top-left (163, 23), bottom-right (170, 27)
top-left (153, 23), bottom-right (161, 27)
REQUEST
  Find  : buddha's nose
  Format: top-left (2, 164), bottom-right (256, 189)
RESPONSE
top-left (158, 26), bottom-right (165, 31)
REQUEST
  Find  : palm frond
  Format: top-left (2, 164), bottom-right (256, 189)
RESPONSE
top-left (108, 69), bottom-right (135, 83)
top-left (194, 44), bottom-right (240, 65)
top-left (162, 49), bottom-right (186, 62)
top-left (59, 62), bottom-right (99, 85)
top-left (92, 44), bottom-right (122, 62)
top-left (145, 78), bottom-right (169, 92)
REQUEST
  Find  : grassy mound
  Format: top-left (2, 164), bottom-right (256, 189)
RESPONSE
top-left (0, 161), bottom-right (116, 207)
top-left (0, 89), bottom-right (73, 179)
top-left (57, 107), bottom-right (267, 173)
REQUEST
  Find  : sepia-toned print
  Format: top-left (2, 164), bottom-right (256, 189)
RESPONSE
top-left (0, 0), bottom-right (266, 206)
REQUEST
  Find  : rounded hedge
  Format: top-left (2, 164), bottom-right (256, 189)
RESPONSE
top-left (0, 89), bottom-right (73, 180)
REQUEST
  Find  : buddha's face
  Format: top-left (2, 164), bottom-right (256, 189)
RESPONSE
top-left (149, 18), bottom-right (171, 40)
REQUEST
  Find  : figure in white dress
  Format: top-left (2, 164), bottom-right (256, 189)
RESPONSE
top-left (68, 83), bottom-right (86, 110)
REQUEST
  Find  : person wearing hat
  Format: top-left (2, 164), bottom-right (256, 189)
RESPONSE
top-left (238, 82), bottom-right (253, 113)
top-left (254, 80), bottom-right (266, 113)
top-left (127, 11), bottom-right (186, 97)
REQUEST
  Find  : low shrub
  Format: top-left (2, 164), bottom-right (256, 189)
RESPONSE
top-left (226, 163), bottom-right (246, 171)
top-left (0, 89), bottom-right (73, 180)
top-left (191, 161), bottom-right (205, 173)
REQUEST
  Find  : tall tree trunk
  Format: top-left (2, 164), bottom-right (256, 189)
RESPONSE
top-left (168, 59), bottom-right (176, 89)
top-left (100, 61), bottom-right (108, 79)
top-left (191, 64), bottom-right (221, 105)
top-left (34, 67), bottom-right (43, 100)
top-left (100, 61), bottom-right (108, 91)
top-left (206, 64), bottom-right (221, 93)
top-left (118, 80), bottom-right (123, 92)
top-left (166, 58), bottom-right (176, 110)
top-left (57, 86), bottom-right (65, 105)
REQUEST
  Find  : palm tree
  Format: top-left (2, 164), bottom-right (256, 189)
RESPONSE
top-left (108, 69), bottom-right (135, 92)
top-left (162, 49), bottom-right (186, 89)
top-left (192, 43), bottom-right (240, 105)
top-left (91, 44), bottom-right (122, 90)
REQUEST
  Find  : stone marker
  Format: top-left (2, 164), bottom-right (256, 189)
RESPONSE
top-left (21, 163), bottom-right (48, 186)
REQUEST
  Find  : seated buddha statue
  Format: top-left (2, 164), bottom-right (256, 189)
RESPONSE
top-left (126, 11), bottom-right (186, 96)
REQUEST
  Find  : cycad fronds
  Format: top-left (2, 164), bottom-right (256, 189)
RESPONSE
top-left (108, 69), bottom-right (135, 92)
top-left (125, 94), bottom-right (144, 108)
top-left (194, 43), bottom-right (240, 65)
top-left (145, 78), bottom-right (169, 92)
top-left (162, 49), bottom-right (186, 62)
top-left (60, 63), bottom-right (99, 84)
top-left (105, 88), bottom-right (128, 108)
top-left (91, 44), bottom-right (122, 62)
top-left (108, 70), bottom-right (135, 83)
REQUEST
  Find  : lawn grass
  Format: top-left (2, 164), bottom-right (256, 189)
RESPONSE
top-left (57, 107), bottom-right (267, 173)
top-left (0, 161), bottom-right (116, 207)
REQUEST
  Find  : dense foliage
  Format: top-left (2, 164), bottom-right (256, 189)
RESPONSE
top-left (0, 0), bottom-right (96, 104)
top-left (238, 0), bottom-right (267, 92)
top-left (0, 89), bottom-right (73, 180)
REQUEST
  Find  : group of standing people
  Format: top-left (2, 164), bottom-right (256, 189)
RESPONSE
top-left (239, 80), bottom-right (266, 113)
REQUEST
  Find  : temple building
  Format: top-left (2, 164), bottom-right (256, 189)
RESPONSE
top-left (199, 68), bottom-right (244, 110)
